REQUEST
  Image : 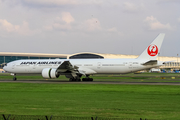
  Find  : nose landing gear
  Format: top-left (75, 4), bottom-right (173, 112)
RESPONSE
top-left (11, 73), bottom-right (17, 81)
top-left (13, 77), bottom-right (17, 81)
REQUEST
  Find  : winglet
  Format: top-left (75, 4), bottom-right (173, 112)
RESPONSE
top-left (137, 33), bottom-right (165, 60)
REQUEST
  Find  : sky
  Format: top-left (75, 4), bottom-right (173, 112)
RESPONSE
top-left (0, 0), bottom-right (180, 57)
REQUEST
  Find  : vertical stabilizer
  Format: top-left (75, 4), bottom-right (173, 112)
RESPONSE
top-left (137, 33), bottom-right (165, 60)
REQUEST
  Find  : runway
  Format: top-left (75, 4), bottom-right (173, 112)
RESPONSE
top-left (0, 80), bottom-right (180, 85)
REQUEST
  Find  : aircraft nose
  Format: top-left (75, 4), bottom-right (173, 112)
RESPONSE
top-left (3, 63), bottom-right (9, 72)
top-left (3, 66), bottom-right (7, 71)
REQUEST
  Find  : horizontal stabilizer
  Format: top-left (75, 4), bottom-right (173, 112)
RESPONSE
top-left (142, 60), bottom-right (157, 65)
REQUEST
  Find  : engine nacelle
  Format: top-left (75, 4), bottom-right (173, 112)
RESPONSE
top-left (42, 68), bottom-right (59, 79)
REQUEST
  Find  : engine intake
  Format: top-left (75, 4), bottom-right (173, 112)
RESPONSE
top-left (42, 68), bottom-right (59, 79)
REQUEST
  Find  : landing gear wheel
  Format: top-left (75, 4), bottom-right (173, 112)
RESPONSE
top-left (90, 78), bottom-right (93, 81)
top-left (13, 77), bottom-right (17, 81)
top-left (77, 79), bottom-right (81, 82)
top-left (69, 78), bottom-right (81, 82)
top-left (82, 78), bottom-right (93, 81)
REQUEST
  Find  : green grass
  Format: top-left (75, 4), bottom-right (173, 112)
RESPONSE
top-left (0, 83), bottom-right (180, 119)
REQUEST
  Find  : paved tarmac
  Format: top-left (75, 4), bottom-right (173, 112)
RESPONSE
top-left (0, 80), bottom-right (180, 85)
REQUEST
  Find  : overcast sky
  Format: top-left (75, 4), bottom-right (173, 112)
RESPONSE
top-left (0, 0), bottom-right (180, 57)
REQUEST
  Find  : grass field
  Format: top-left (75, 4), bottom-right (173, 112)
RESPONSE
top-left (0, 82), bottom-right (180, 119)
top-left (1, 73), bottom-right (180, 119)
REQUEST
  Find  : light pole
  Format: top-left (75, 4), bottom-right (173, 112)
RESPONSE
top-left (177, 54), bottom-right (179, 68)
top-left (177, 54), bottom-right (179, 63)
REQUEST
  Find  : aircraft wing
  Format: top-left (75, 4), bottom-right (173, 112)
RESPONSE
top-left (56, 61), bottom-right (78, 73)
top-left (56, 61), bottom-right (96, 75)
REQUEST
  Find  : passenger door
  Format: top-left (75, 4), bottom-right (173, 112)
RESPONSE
top-left (97, 62), bottom-right (101, 69)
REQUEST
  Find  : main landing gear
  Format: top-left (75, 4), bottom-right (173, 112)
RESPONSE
top-left (82, 78), bottom-right (93, 81)
top-left (68, 74), bottom-right (82, 82)
top-left (68, 75), bottom-right (93, 82)
top-left (69, 78), bottom-right (93, 82)
top-left (69, 78), bottom-right (81, 82)
top-left (82, 75), bottom-right (93, 81)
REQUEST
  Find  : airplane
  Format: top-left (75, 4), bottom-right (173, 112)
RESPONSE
top-left (3, 33), bottom-right (165, 81)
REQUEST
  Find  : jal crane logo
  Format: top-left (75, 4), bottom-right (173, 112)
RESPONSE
top-left (147, 44), bottom-right (158, 56)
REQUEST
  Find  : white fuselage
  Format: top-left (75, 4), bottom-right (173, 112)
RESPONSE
top-left (3, 58), bottom-right (162, 74)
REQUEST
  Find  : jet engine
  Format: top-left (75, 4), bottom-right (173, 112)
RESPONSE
top-left (42, 68), bottom-right (59, 79)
